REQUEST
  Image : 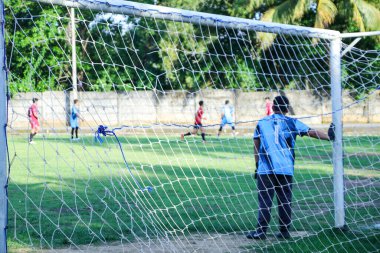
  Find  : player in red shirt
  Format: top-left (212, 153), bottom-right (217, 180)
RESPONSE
top-left (265, 97), bottom-right (273, 116)
top-left (28, 98), bottom-right (40, 144)
top-left (181, 100), bottom-right (207, 143)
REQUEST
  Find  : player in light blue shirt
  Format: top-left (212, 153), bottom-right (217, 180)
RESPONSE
top-left (70, 99), bottom-right (83, 140)
top-left (217, 100), bottom-right (236, 137)
top-left (253, 112), bottom-right (310, 176)
top-left (246, 96), bottom-right (335, 240)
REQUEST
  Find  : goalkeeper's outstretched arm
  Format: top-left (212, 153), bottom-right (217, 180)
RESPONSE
top-left (308, 123), bottom-right (335, 141)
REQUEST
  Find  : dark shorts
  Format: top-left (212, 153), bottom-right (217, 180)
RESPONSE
top-left (194, 124), bottom-right (202, 129)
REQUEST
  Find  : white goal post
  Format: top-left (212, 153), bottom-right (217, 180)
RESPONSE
top-left (0, 0), bottom-right (8, 252)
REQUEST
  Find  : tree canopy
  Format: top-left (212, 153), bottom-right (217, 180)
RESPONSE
top-left (5, 0), bottom-right (380, 97)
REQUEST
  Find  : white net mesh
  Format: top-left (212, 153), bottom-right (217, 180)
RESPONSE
top-left (5, 0), bottom-right (380, 252)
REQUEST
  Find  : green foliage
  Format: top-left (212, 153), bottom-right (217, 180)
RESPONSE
top-left (5, 0), bottom-right (380, 96)
top-left (6, 0), bottom-right (71, 95)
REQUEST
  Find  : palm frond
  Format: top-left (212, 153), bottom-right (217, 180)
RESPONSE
top-left (257, 8), bottom-right (277, 49)
top-left (350, 0), bottom-right (366, 31)
top-left (314, 0), bottom-right (337, 29)
top-left (291, 0), bottom-right (308, 21)
top-left (354, 0), bottom-right (380, 31)
top-left (229, 0), bottom-right (280, 17)
top-left (267, 0), bottom-right (308, 24)
top-left (258, 0), bottom-right (308, 49)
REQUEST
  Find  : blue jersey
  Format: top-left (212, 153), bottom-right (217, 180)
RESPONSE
top-left (253, 114), bottom-right (310, 176)
top-left (222, 105), bottom-right (234, 122)
top-left (70, 105), bottom-right (79, 128)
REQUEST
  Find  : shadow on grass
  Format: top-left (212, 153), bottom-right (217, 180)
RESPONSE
top-left (8, 159), bottom-right (380, 251)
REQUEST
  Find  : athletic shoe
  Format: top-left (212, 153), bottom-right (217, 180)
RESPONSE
top-left (275, 230), bottom-right (291, 239)
top-left (246, 230), bottom-right (266, 240)
top-left (28, 141), bottom-right (35, 144)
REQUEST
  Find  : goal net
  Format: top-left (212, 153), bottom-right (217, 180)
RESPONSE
top-left (4, 0), bottom-right (380, 252)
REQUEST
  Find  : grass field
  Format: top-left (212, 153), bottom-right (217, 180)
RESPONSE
top-left (6, 133), bottom-right (380, 252)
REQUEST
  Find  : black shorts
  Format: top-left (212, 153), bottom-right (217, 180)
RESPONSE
top-left (194, 124), bottom-right (202, 129)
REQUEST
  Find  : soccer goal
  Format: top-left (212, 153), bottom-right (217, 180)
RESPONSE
top-left (1, 0), bottom-right (379, 252)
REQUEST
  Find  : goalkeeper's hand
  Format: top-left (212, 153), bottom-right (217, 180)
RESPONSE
top-left (328, 123), bottom-right (335, 141)
top-left (254, 162), bottom-right (258, 179)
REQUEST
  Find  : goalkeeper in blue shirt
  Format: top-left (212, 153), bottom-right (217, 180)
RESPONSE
top-left (247, 96), bottom-right (335, 240)
top-left (217, 100), bottom-right (236, 137)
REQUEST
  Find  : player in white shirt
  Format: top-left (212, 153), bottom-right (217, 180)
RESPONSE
top-left (217, 100), bottom-right (237, 137)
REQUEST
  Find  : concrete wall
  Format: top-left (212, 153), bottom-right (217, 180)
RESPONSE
top-left (9, 89), bottom-right (380, 130)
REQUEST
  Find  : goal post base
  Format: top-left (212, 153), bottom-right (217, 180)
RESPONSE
top-left (333, 224), bottom-right (349, 233)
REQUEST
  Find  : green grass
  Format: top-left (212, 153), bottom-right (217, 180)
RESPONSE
top-left (7, 134), bottom-right (380, 252)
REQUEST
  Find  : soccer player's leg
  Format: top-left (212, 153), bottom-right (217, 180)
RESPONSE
top-left (275, 175), bottom-right (293, 239)
top-left (29, 121), bottom-right (39, 143)
top-left (192, 125), bottom-right (200, 135)
top-left (29, 128), bottom-right (34, 143)
top-left (200, 126), bottom-right (206, 143)
top-left (70, 119), bottom-right (79, 140)
top-left (218, 119), bottom-right (226, 137)
top-left (181, 125), bottom-right (197, 140)
top-left (230, 122), bottom-right (237, 136)
top-left (247, 174), bottom-right (275, 239)
top-left (29, 122), bottom-right (33, 142)
top-left (257, 174), bottom-right (275, 233)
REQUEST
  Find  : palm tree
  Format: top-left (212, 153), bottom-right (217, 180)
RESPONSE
top-left (257, 0), bottom-right (380, 47)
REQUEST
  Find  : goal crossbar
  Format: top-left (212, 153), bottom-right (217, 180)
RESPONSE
top-left (33, 0), bottom-right (341, 39)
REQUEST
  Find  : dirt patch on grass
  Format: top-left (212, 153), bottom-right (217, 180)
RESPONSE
top-left (345, 152), bottom-right (380, 158)
top-left (10, 231), bottom-right (312, 253)
top-left (345, 178), bottom-right (380, 190)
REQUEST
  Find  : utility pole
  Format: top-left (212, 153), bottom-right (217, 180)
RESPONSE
top-left (71, 7), bottom-right (77, 100)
